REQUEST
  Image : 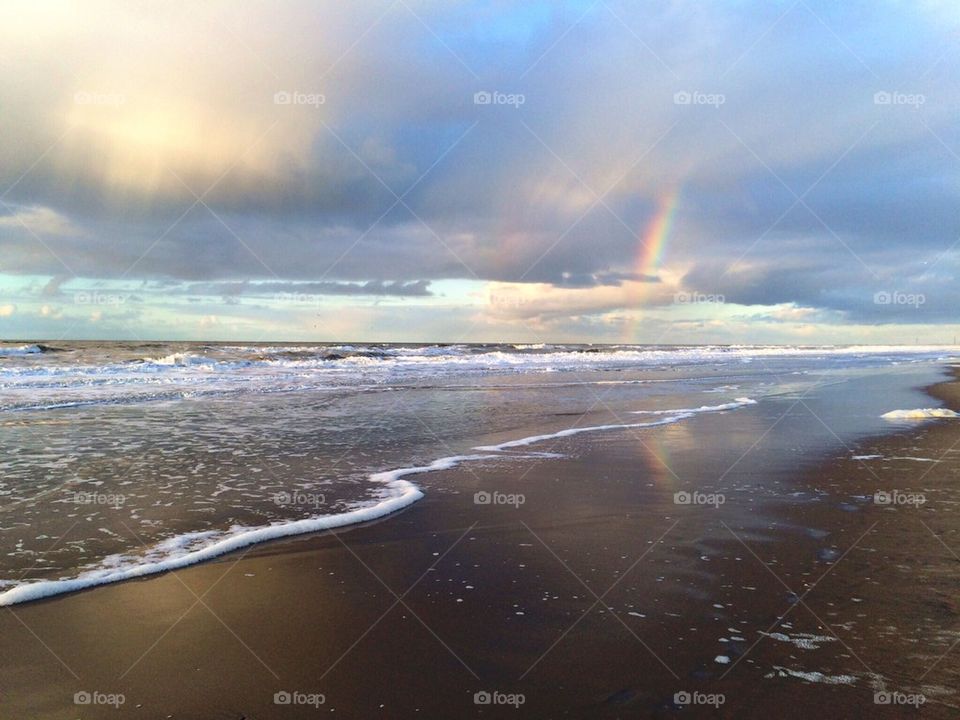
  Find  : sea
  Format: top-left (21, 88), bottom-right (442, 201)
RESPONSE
top-left (0, 341), bottom-right (956, 605)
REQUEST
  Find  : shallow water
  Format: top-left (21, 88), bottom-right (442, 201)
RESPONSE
top-left (0, 341), bottom-right (953, 604)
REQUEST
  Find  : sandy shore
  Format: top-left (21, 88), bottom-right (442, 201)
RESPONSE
top-left (3, 372), bottom-right (960, 718)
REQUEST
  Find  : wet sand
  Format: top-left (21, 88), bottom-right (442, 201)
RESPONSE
top-left (3, 373), bottom-right (960, 718)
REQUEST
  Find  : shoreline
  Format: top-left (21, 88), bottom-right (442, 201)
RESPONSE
top-left (0, 398), bottom-right (759, 609)
top-left (2, 367), bottom-right (959, 717)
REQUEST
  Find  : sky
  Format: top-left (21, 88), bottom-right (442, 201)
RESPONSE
top-left (1, 0), bottom-right (959, 344)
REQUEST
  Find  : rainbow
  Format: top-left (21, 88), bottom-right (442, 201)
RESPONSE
top-left (620, 188), bottom-right (681, 343)
top-left (635, 187), bottom-right (680, 279)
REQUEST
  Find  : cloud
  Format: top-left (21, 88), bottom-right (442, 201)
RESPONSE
top-left (0, 205), bottom-right (81, 237)
top-left (41, 275), bottom-right (72, 297)
top-left (184, 279), bottom-right (433, 298)
top-left (0, 1), bottom-right (958, 340)
top-left (551, 271), bottom-right (660, 288)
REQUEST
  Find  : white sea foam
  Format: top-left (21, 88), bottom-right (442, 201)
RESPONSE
top-left (766, 666), bottom-right (856, 685)
top-left (473, 415), bottom-right (688, 452)
top-left (630, 398), bottom-right (757, 416)
top-left (2, 344), bottom-right (956, 416)
top-left (141, 352), bottom-right (218, 368)
top-left (476, 399), bottom-right (758, 452)
top-left (851, 453), bottom-right (937, 462)
top-left (881, 408), bottom-right (959, 420)
top-left (759, 631), bottom-right (836, 650)
top-left (5, 344), bottom-right (958, 381)
top-left (0, 458), bottom-right (441, 607)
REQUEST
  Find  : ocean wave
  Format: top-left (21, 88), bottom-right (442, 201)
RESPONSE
top-left (2, 346), bottom-right (956, 416)
top-left (4, 344), bottom-right (959, 378)
top-left (0, 344), bottom-right (45, 356)
top-left (139, 352), bottom-right (218, 367)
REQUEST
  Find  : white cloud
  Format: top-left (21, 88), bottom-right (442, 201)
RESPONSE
top-left (0, 206), bottom-right (79, 237)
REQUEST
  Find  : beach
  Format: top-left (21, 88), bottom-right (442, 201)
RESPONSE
top-left (1, 344), bottom-right (958, 718)
top-left (4, 1), bottom-right (960, 716)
